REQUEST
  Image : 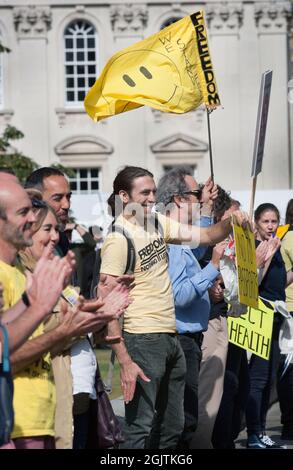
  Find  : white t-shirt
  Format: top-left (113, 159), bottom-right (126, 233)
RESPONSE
top-left (70, 336), bottom-right (97, 399)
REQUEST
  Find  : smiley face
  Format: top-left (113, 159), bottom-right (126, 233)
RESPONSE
top-left (99, 49), bottom-right (184, 114)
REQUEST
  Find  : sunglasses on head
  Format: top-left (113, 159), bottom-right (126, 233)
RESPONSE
top-left (32, 198), bottom-right (46, 208)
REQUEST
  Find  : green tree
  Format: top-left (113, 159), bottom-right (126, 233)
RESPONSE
top-left (0, 42), bottom-right (74, 182)
top-left (0, 125), bottom-right (39, 182)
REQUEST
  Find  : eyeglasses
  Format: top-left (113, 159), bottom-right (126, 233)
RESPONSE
top-left (182, 189), bottom-right (202, 199)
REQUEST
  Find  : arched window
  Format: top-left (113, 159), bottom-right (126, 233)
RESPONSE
top-left (160, 17), bottom-right (183, 30)
top-left (64, 20), bottom-right (97, 106)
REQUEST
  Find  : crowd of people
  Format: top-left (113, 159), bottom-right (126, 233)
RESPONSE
top-left (0, 164), bottom-right (293, 450)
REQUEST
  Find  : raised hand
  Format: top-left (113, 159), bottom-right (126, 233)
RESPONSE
top-left (209, 277), bottom-right (224, 303)
top-left (265, 236), bottom-right (281, 261)
top-left (231, 210), bottom-right (251, 230)
top-left (201, 177), bottom-right (218, 206)
top-left (98, 273), bottom-right (134, 299)
top-left (211, 241), bottom-right (226, 269)
top-left (26, 254), bottom-right (74, 315)
top-left (58, 298), bottom-right (118, 339)
top-left (102, 284), bottom-right (131, 318)
top-left (256, 240), bottom-right (269, 268)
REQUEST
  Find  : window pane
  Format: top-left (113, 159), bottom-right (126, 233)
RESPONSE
top-left (66, 77), bottom-right (74, 88)
top-left (76, 38), bottom-right (84, 49)
top-left (70, 167), bottom-right (101, 193)
top-left (77, 65), bottom-right (85, 75)
top-left (65, 38), bottom-right (73, 49)
top-left (91, 181), bottom-right (99, 190)
top-left (87, 38), bottom-right (95, 48)
top-left (67, 91), bottom-right (74, 101)
top-left (88, 65), bottom-right (96, 74)
top-left (91, 169), bottom-right (99, 177)
top-left (80, 169), bottom-right (87, 178)
top-left (77, 51), bottom-right (84, 61)
top-left (64, 21), bottom-right (98, 104)
top-left (65, 52), bottom-right (74, 61)
top-left (66, 65), bottom-right (74, 75)
top-left (87, 51), bottom-right (95, 61)
top-left (77, 77), bottom-right (85, 87)
top-left (78, 90), bottom-right (85, 101)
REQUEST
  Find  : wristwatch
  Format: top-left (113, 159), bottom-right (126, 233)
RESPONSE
top-left (21, 291), bottom-right (31, 307)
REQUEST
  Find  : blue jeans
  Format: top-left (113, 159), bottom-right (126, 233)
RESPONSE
top-left (122, 332), bottom-right (186, 449)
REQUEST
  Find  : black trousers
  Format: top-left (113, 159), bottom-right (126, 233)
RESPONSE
top-left (212, 343), bottom-right (250, 448)
top-left (278, 355), bottom-right (293, 427)
top-left (245, 323), bottom-right (281, 436)
top-left (177, 333), bottom-right (203, 448)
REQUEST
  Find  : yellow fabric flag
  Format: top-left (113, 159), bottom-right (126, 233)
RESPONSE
top-left (84, 10), bottom-right (220, 121)
top-left (276, 224), bottom-right (290, 240)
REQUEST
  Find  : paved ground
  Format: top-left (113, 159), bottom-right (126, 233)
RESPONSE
top-left (111, 397), bottom-right (293, 449)
top-left (235, 401), bottom-right (293, 449)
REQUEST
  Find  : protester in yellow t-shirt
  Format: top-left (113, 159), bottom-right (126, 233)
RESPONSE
top-left (0, 180), bottom-right (57, 449)
top-left (0, 258), bottom-right (56, 444)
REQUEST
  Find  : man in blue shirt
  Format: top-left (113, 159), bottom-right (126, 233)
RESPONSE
top-left (156, 167), bottom-right (225, 448)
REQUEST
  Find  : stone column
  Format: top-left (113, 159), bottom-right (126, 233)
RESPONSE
top-left (205, 2), bottom-right (244, 188)
top-left (107, 3), bottom-right (148, 181)
top-left (13, 5), bottom-right (51, 165)
top-left (254, 1), bottom-right (292, 189)
top-left (238, 2), bottom-right (260, 189)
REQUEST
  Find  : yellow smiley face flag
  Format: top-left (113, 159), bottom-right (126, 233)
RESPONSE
top-left (84, 10), bottom-right (221, 121)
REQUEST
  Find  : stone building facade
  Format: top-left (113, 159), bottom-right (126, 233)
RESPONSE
top-left (0, 0), bottom-right (292, 195)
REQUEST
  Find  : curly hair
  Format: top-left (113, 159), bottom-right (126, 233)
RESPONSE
top-left (213, 186), bottom-right (232, 220)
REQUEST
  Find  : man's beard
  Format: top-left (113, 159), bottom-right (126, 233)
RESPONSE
top-left (2, 222), bottom-right (33, 250)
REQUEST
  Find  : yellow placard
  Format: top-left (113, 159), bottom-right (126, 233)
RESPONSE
top-left (228, 299), bottom-right (274, 360)
top-left (233, 223), bottom-right (258, 309)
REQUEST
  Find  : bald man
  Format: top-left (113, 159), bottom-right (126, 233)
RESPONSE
top-left (0, 167), bottom-right (19, 183)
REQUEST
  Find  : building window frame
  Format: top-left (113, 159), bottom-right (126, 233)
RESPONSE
top-left (64, 20), bottom-right (98, 107)
top-left (160, 17), bottom-right (183, 30)
top-left (69, 167), bottom-right (101, 194)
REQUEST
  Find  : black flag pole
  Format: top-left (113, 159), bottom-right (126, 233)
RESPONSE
top-left (206, 108), bottom-right (214, 182)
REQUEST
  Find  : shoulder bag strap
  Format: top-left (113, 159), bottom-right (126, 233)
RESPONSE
top-left (0, 324), bottom-right (10, 373)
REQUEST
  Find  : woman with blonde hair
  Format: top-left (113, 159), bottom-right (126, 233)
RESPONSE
top-left (9, 200), bottom-right (130, 449)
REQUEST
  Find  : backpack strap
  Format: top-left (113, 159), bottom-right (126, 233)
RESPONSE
top-left (90, 249), bottom-right (102, 299)
top-left (103, 224), bottom-right (136, 393)
top-left (152, 212), bottom-right (164, 237)
top-left (90, 224), bottom-right (136, 299)
top-left (111, 224), bottom-right (136, 275)
top-left (0, 324), bottom-right (10, 373)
